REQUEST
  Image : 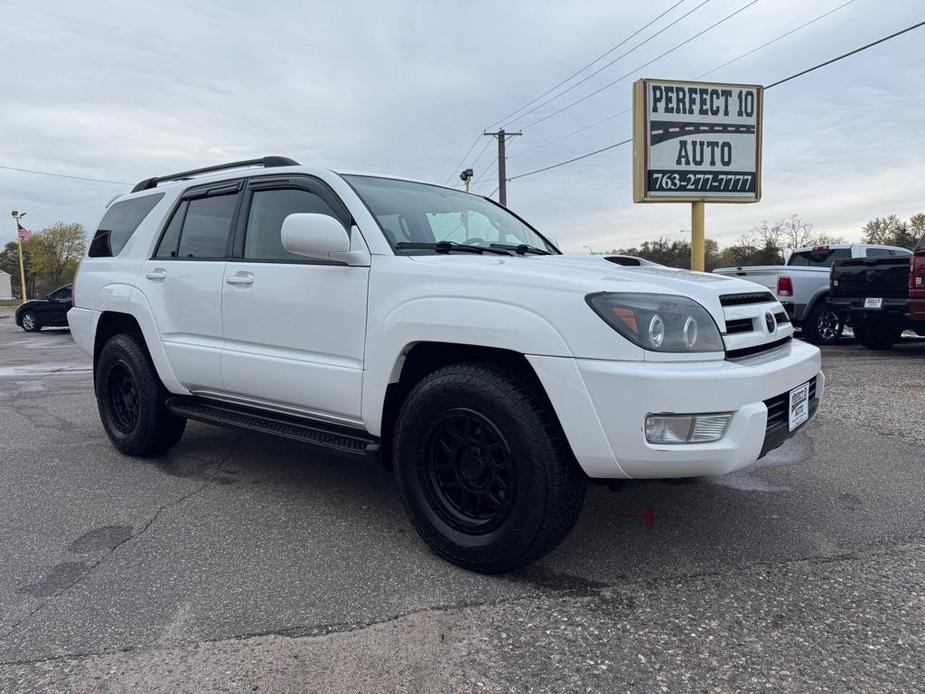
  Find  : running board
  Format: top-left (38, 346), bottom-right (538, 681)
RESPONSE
top-left (166, 396), bottom-right (379, 460)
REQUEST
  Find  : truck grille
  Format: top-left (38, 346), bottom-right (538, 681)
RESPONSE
top-left (764, 378), bottom-right (817, 430)
top-left (720, 291), bottom-right (776, 307)
top-left (726, 336), bottom-right (792, 360)
top-left (724, 318), bottom-right (755, 334)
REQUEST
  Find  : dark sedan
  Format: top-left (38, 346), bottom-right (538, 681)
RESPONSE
top-left (15, 284), bottom-right (73, 332)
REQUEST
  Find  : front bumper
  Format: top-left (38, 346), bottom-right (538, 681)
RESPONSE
top-left (528, 339), bottom-right (823, 479)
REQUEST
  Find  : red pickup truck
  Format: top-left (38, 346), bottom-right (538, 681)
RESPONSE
top-left (910, 236), bottom-right (925, 323)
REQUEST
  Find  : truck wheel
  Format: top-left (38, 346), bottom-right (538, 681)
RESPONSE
top-left (802, 301), bottom-right (843, 345)
top-left (855, 318), bottom-right (903, 350)
top-left (393, 362), bottom-right (586, 573)
top-left (95, 333), bottom-right (186, 456)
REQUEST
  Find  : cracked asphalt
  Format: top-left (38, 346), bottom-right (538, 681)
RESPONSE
top-left (0, 310), bottom-right (923, 692)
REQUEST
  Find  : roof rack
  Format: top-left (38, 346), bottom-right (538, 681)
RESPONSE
top-left (131, 156), bottom-right (300, 193)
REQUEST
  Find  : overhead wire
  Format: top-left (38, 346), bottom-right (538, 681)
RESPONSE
top-left (504, 0), bottom-right (714, 129)
top-left (519, 0), bottom-right (761, 131)
top-left (0, 164), bottom-right (132, 186)
top-left (486, 0), bottom-right (692, 129)
top-left (505, 18), bottom-right (925, 182)
top-left (506, 0), bottom-right (855, 159)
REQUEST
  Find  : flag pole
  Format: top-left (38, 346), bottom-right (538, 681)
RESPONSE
top-left (11, 211), bottom-right (27, 302)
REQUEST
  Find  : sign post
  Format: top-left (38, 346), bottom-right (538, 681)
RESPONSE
top-left (633, 79), bottom-right (763, 271)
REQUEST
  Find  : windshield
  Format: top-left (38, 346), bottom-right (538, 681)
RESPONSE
top-left (343, 175), bottom-right (558, 255)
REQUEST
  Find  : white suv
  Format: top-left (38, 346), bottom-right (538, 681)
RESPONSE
top-left (69, 157), bottom-right (823, 572)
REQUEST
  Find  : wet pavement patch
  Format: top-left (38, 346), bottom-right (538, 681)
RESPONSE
top-left (68, 525), bottom-right (133, 553)
top-left (19, 562), bottom-right (90, 597)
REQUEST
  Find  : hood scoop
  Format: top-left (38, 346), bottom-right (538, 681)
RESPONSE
top-left (603, 256), bottom-right (643, 267)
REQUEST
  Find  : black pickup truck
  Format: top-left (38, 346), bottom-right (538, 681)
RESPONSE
top-left (830, 248), bottom-right (924, 349)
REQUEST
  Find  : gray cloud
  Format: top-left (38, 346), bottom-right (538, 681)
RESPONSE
top-left (2, 0), bottom-right (923, 251)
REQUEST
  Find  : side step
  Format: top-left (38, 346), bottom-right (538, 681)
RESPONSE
top-left (166, 396), bottom-right (380, 460)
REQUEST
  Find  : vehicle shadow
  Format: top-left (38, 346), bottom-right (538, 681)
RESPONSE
top-left (159, 415), bottom-right (879, 590)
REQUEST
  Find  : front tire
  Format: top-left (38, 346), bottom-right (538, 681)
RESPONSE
top-left (95, 333), bottom-right (186, 456)
top-left (802, 301), bottom-right (843, 345)
top-left (21, 312), bottom-right (41, 332)
top-left (393, 362), bottom-right (586, 573)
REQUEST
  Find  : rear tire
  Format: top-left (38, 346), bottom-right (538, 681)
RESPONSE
top-left (95, 333), bottom-right (186, 456)
top-left (21, 312), bottom-right (41, 332)
top-left (855, 317), bottom-right (903, 350)
top-left (802, 301), bottom-right (843, 345)
top-left (393, 362), bottom-right (586, 573)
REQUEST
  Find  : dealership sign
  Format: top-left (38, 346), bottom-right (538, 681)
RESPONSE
top-left (633, 79), bottom-right (763, 203)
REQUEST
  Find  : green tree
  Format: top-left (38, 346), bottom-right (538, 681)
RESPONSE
top-left (26, 222), bottom-right (87, 294)
top-left (0, 241), bottom-right (36, 299)
top-left (861, 214), bottom-right (918, 249)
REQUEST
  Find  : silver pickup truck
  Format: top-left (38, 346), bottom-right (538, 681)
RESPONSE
top-left (714, 244), bottom-right (912, 344)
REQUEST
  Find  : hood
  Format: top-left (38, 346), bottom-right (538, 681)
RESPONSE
top-left (408, 253), bottom-right (772, 323)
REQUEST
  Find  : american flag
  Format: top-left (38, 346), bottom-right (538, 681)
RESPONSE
top-left (16, 221), bottom-right (31, 242)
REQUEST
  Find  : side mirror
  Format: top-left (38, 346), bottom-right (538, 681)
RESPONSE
top-left (281, 213), bottom-right (350, 262)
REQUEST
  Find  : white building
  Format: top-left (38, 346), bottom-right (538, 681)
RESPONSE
top-left (0, 269), bottom-right (12, 300)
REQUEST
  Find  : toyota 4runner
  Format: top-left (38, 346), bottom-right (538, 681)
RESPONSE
top-left (69, 156), bottom-right (824, 572)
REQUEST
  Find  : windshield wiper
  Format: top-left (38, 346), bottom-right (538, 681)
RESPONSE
top-left (489, 243), bottom-right (551, 255)
top-left (396, 241), bottom-right (512, 255)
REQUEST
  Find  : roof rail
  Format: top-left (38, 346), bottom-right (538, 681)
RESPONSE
top-left (130, 156), bottom-right (300, 193)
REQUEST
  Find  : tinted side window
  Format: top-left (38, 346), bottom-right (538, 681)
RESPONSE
top-left (89, 193), bottom-right (164, 257)
top-left (48, 287), bottom-right (71, 302)
top-left (176, 194), bottom-right (237, 259)
top-left (244, 189), bottom-right (340, 261)
top-left (788, 248), bottom-right (851, 267)
top-left (154, 201), bottom-right (187, 258)
top-left (865, 248), bottom-right (891, 258)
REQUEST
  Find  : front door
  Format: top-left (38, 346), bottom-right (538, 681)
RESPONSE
top-left (139, 180), bottom-right (242, 391)
top-left (220, 177), bottom-right (369, 424)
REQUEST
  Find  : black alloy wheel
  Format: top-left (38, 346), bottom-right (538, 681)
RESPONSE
top-left (421, 408), bottom-right (517, 534)
top-left (105, 361), bottom-right (141, 433)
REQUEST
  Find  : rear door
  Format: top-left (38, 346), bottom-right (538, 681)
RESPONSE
top-left (139, 180), bottom-right (242, 391)
top-left (220, 176), bottom-right (368, 423)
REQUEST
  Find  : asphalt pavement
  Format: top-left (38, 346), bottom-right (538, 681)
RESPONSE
top-left (0, 309), bottom-right (922, 692)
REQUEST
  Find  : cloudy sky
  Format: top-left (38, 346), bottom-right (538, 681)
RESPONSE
top-left (2, 0), bottom-right (923, 252)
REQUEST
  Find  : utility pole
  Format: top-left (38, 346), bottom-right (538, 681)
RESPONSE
top-left (10, 211), bottom-right (27, 302)
top-left (483, 129), bottom-right (521, 206)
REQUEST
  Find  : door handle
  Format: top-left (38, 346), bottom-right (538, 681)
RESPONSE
top-left (225, 273), bottom-right (254, 286)
top-left (145, 268), bottom-right (167, 280)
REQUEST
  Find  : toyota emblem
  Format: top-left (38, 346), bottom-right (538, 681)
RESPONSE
top-left (764, 311), bottom-right (777, 333)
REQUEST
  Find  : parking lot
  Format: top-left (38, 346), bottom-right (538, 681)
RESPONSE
top-left (0, 310), bottom-right (922, 692)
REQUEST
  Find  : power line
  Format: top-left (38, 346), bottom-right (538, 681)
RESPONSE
top-left (695, 0), bottom-right (855, 80)
top-left (506, 19), bottom-right (925, 182)
top-left (0, 164), bottom-right (131, 186)
top-left (508, 108), bottom-right (632, 159)
top-left (764, 18), bottom-right (925, 90)
top-left (507, 139), bottom-right (633, 181)
top-left (520, 0), bottom-right (760, 131)
top-left (507, 0), bottom-right (854, 159)
top-left (506, 0), bottom-right (713, 129)
top-left (443, 133), bottom-right (483, 185)
top-left (486, 0), bottom-right (692, 129)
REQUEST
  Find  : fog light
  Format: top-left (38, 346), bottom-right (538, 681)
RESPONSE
top-left (645, 413), bottom-right (732, 444)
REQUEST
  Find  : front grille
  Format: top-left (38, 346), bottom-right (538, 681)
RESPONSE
top-left (775, 311), bottom-right (789, 324)
top-left (720, 291), bottom-right (776, 307)
top-left (724, 317), bottom-right (754, 334)
top-left (764, 378), bottom-right (817, 431)
top-left (725, 336), bottom-right (792, 360)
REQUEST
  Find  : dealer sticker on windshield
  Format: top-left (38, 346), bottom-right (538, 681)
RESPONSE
top-left (864, 297), bottom-right (883, 309)
top-left (788, 381), bottom-right (810, 431)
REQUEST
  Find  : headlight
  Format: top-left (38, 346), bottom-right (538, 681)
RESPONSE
top-left (586, 292), bottom-right (724, 353)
